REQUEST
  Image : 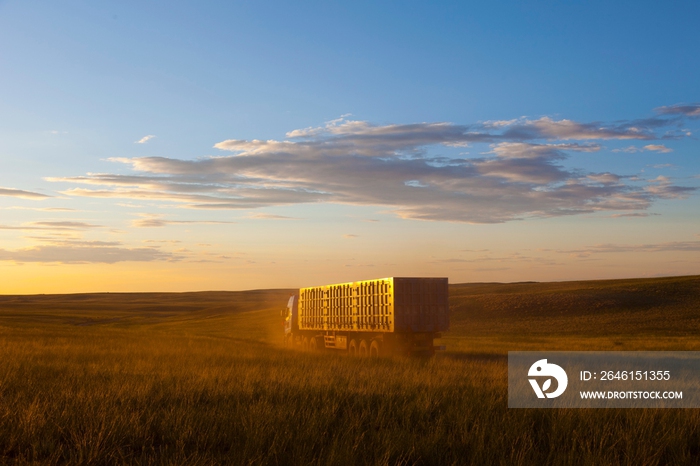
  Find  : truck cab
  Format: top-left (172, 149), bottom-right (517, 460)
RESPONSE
top-left (282, 295), bottom-right (298, 339)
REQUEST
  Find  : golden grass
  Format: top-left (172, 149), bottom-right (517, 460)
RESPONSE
top-left (1, 276), bottom-right (699, 465)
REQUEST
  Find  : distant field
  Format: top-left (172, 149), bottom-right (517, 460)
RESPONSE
top-left (1, 275), bottom-right (699, 465)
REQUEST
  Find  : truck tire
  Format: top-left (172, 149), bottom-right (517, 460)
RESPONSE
top-left (348, 339), bottom-right (358, 356)
top-left (370, 340), bottom-right (381, 358)
top-left (302, 336), bottom-right (309, 351)
top-left (359, 339), bottom-right (369, 357)
top-left (309, 337), bottom-right (318, 351)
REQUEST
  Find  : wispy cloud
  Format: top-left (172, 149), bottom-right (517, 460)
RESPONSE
top-left (0, 221), bottom-right (103, 231)
top-left (560, 240), bottom-right (700, 255)
top-left (656, 103), bottom-right (700, 118)
top-left (2, 207), bottom-right (76, 212)
top-left (612, 146), bottom-right (640, 153)
top-left (434, 252), bottom-right (561, 266)
top-left (49, 107), bottom-right (698, 224)
top-left (248, 213), bottom-right (302, 220)
top-left (643, 175), bottom-right (695, 199)
top-left (343, 234), bottom-right (359, 239)
top-left (499, 117), bottom-right (655, 140)
top-left (135, 135), bottom-right (156, 144)
top-left (607, 212), bottom-right (660, 218)
top-left (643, 144), bottom-right (673, 153)
top-left (0, 187), bottom-right (50, 200)
top-left (131, 213), bottom-right (235, 228)
top-left (0, 244), bottom-right (178, 264)
top-left (25, 237), bottom-right (122, 247)
top-left (612, 144), bottom-right (673, 153)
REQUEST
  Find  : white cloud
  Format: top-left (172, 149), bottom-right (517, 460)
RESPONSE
top-left (48, 109), bottom-right (698, 224)
top-left (131, 213), bottom-right (235, 228)
top-left (607, 212), bottom-right (660, 218)
top-left (0, 244), bottom-right (178, 264)
top-left (0, 221), bottom-right (102, 231)
top-left (0, 187), bottom-right (50, 200)
top-left (644, 183), bottom-right (694, 199)
top-left (248, 213), bottom-right (302, 220)
top-left (482, 119), bottom-right (519, 128)
top-left (612, 146), bottom-right (641, 153)
top-left (613, 144), bottom-right (673, 154)
top-left (135, 135), bottom-right (156, 144)
top-left (2, 207), bottom-right (75, 212)
top-left (585, 173), bottom-right (622, 185)
top-left (506, 117), bottom-right (653, 140)
top-left (656, 103), bottom-right (700, 117)
top-left (643, 144), bottom-right (673, 153)
top-left (26, 237), bottom-right (122, 247)
top-left (560, 240), bottom-right (700, 255)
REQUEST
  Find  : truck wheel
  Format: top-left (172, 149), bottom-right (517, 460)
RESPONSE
top-left (359, 339), bottom-right (369, 357)
top-left (348, 339), bottom-right (358, 356)
top-left (309, 337), bottom-right (318, 351)
top-left (302, 336), bottom-right (309, 351)
top-left (370, 340), bottom-right (381, 358)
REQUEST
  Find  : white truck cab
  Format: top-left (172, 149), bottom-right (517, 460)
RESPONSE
top-left (282, 295), bottom-right (298, 339)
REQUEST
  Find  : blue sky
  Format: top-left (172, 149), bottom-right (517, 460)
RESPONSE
top-left (0, 1), bottom-right (699, 292)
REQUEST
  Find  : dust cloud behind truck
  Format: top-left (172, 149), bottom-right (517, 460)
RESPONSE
top-left (282, 277), bottom-right (449, 356)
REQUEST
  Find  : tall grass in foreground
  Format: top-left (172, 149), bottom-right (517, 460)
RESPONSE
top-left (1, 320), bottom-right (700, 465)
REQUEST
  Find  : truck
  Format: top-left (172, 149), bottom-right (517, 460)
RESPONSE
top-left (282, 277), bottom-right (449, 356)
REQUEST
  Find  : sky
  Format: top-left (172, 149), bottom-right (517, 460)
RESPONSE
top-left (1, 0), bottom-right (699, 293)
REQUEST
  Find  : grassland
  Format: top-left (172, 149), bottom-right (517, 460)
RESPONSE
top-left (1, 275), bottom-right (699, 465)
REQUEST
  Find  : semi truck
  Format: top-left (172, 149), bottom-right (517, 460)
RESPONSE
top-left (282, 277), bottom-right (449, 356)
